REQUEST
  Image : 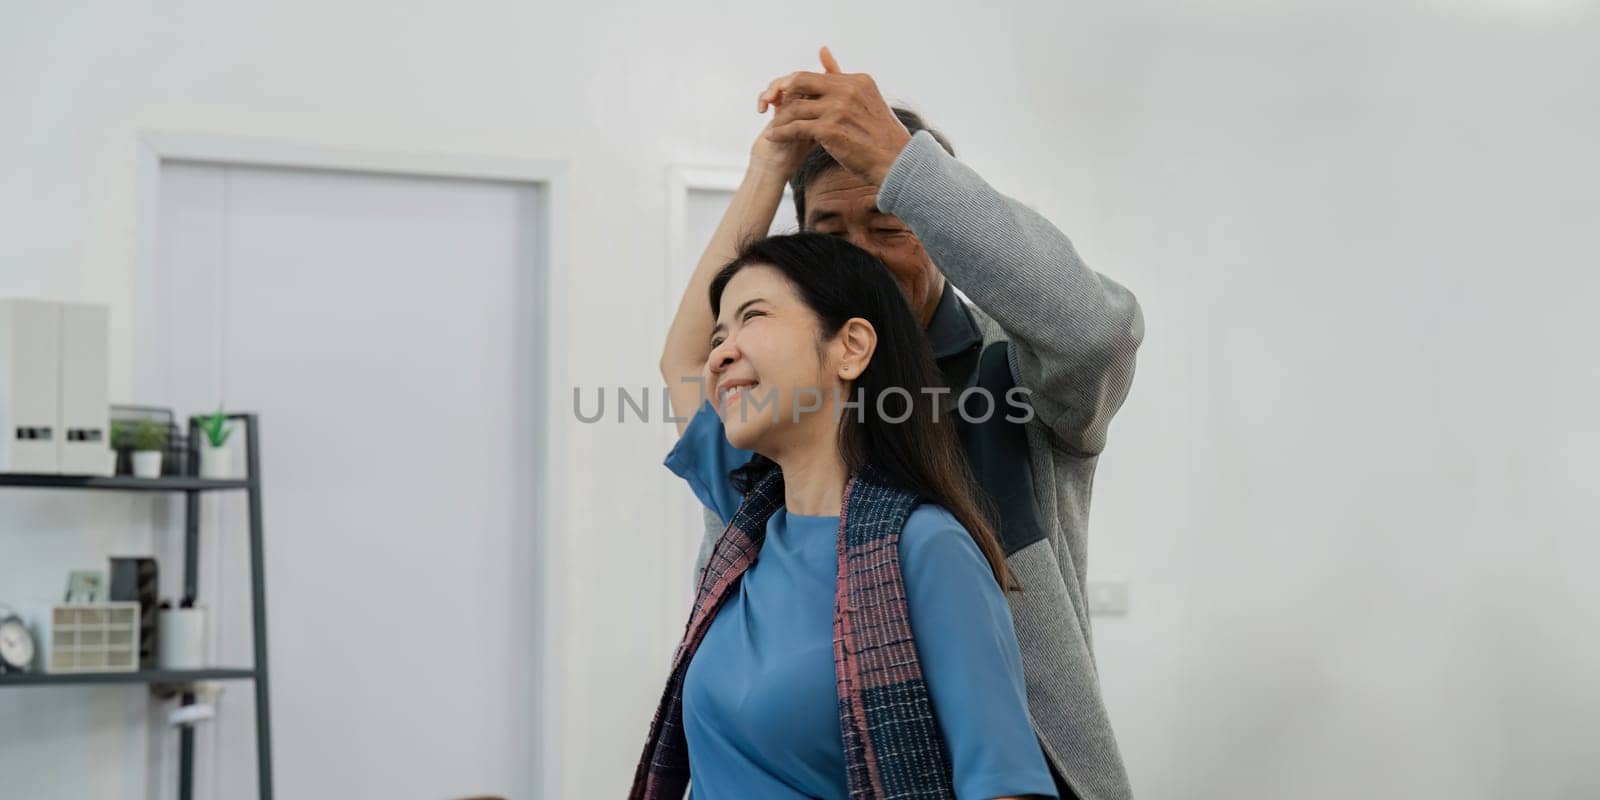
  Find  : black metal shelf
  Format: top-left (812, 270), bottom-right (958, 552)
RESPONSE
top-left (0, 668), bottom-right (256, 687)
top-left (0, 412), bottom-right (273, 800)
top-left (0, 473), bottom-right (254, 492)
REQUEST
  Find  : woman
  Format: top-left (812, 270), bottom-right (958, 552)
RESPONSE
top-left (632, 229), bottom-right (1057, 800)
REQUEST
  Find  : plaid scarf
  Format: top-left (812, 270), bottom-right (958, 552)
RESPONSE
top-left (629, 461), bottom-right (957, 799)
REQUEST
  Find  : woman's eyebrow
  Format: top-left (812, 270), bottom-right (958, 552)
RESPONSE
top-left (710, 298), bottom-right (769, 337)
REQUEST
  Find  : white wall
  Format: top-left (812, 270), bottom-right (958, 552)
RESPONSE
top-left (2, 1), bottom-right (1596, 798)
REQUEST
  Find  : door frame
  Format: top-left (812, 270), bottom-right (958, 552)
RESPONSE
top-left (660, 165), bottom-right (747, 638)
top-left (134, 132), bottom-right (570, 800)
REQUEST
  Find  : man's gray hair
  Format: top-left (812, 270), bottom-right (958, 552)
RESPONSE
top-left (788, 107), bottom-right (956, 228)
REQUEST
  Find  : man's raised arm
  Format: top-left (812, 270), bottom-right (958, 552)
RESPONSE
top-left (877, 133), bottom-right (1144, 455)
top-left (762, 48), bottom-right (1142, 454)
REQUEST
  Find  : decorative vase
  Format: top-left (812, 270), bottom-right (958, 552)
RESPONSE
top-left (198, 442), bottom-right (231, 479)
top-left (132, 450), bottom-right (163, 479)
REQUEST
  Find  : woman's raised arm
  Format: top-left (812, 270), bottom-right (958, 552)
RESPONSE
top-left (660, 115), bottom-right (809, 436)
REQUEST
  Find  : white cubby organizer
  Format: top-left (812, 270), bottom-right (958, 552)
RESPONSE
top-left (41, 602), bottom-right (141, 673)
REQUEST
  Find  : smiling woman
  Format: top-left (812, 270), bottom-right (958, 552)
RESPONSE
top-left (636, 232), bottom-right (1055, 800)
top-left (702, 248), bottom-right (865, 464)
top-left (700, 234), bottom-right (997, 538)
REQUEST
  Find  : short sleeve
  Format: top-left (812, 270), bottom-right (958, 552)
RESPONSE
top-left (664, 399), bottom-right (753, 525)
top-left (900, 506), bottom-right (1058, 800)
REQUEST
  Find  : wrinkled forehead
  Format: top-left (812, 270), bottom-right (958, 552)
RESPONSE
top-left (803, 170), bottom-right (885, 226)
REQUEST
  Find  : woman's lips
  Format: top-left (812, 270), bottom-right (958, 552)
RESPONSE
top-left (719, 381), bottom-right (759, 409)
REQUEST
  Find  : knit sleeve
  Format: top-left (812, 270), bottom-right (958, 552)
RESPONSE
top-left (663, 399), bottom-right (752, 526)
top-left (877, 130), bottom-right (1143, 456)
top-left (899, 505), bottom-right (1059, 800)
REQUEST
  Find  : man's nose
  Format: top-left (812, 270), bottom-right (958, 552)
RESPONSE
top-left (850, 234), bottom-right (889, 263)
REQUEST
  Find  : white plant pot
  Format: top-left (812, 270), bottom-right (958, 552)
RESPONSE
top-left (132, 450), bottom-right (163, 478)
top-left (158, 607), bottom-right (208, 669)
top-left (198, 442), bottom-right (232, 479)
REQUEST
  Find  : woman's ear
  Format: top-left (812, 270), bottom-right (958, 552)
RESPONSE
top-left (835, 318), bottom-right (878, 380)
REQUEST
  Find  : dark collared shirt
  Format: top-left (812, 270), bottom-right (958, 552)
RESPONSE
top-left (924, 281), bottom-right (1051, 558)
top-left (927, 281), bottom-right (986, 400)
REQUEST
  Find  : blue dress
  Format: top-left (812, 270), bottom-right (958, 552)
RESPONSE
top-left (665, 401), bottom-right (1058, 800)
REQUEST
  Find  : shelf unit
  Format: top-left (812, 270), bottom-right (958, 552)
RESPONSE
top-left (0, 413), bottom-right (274, 800)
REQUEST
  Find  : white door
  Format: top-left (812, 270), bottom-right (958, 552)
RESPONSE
top-left (150, 161), bottom-right (544, 799)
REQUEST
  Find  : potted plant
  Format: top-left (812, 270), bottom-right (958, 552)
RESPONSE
top-left (110, 420), bottom-right (128, 474)
top-left (129, 420), bottom-right (167, 478)
top-left (193, 407), bottom-right (233, 479)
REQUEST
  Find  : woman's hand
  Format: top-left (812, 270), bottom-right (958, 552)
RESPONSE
top-left (749, 91), bottom-right (815, 181)
top-left (662, 64), bottom-right (814, 435)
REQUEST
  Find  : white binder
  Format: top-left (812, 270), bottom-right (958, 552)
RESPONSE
top-left (0, 299), bottom-right (62, 473)
top-left (59, 303), bottom-right (112, 475)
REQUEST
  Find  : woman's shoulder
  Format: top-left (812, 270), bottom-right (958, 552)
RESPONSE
top-left (896, 503), bottom-right (1012, 628)
top-left (898, 503), bottom-right (988, 574)
top-left (902, 502), bottom-right (964, 535)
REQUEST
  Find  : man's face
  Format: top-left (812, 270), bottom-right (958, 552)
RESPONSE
top-left (802, 168), bottom-right (945, 328)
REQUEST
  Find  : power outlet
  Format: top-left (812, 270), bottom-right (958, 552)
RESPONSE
top-left (1086, 579), bottom-right (1130, 617)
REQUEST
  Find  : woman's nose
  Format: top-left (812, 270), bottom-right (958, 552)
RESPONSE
top-left (708, 338), bottom-right (738, 371)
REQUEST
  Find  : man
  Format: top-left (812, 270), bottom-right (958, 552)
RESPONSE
top-left (660, 48), bottom-right (1142, 800)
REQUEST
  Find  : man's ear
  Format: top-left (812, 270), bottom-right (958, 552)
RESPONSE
top-left (835, 318), bottom-right (878, 379)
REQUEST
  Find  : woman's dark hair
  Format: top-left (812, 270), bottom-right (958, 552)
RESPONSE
top-left (709, 232), bottom-right (1013, 592)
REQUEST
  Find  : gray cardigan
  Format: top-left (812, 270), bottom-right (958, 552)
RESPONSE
top-left (692, 130), bottom-right (1143, 800)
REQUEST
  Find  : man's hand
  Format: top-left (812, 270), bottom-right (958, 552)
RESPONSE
top-left (759, 47), bottom-right (912, 187)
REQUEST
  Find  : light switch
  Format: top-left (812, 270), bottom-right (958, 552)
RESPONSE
top-left (1086, 579), bottom-right (1130, 617)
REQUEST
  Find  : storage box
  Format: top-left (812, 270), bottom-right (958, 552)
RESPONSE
top-left (39, 603), bottom-right (141, 673)
top-left (0, 299), bottom-right (62, 473)
top-left (108, 557), bottom-right (160, 668)
top-left (58, 303), bottom-right (112, 475)
top-left (0, 299), bottom-right (113, 475)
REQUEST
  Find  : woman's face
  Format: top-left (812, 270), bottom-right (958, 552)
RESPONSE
top-left (705, 264), bottom-right (845, 455)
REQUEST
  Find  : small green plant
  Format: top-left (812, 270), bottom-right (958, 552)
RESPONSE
top-left (193, 407), bottom-right (233, 448)
top-left (129, 420), bottom-right (167, 452)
